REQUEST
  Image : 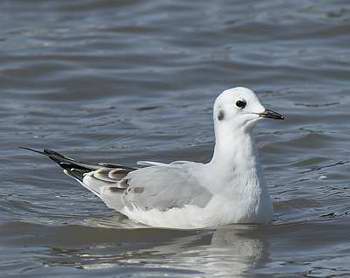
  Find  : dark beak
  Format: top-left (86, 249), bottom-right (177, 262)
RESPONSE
top-left (259, 109), bottom-right (284, 120)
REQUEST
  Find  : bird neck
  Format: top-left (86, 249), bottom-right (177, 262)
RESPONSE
top-left (208, 124), bottom-right (272, 223)
top-left (209, 125), bottom-right (266, 200)
top-left (209, 124), bottom-right (262, 184)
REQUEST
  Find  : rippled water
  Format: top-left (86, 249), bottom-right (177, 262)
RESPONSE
top-left (1, 0), bottom-right (350, 277)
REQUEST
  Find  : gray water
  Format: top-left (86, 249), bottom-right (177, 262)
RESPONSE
top-left (1, 0), bottom-right (350, 277)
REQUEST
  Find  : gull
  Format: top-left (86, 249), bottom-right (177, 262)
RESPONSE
top-left (22, 87), bottom-right (284, 229)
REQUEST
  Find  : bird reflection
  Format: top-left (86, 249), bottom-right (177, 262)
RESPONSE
top-left (44, 217), bottom-right (269, 277)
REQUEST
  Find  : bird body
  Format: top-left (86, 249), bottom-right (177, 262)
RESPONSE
top-left (23, 87), bottom-right (283, 229)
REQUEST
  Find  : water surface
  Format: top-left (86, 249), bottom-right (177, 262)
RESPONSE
top-left (1, 0), bottom-right (350, 277)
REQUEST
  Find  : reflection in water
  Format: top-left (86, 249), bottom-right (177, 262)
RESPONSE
top-left (42, 224), bottom-right (268, 277)
top-left (83, 213), bottom-right (147, 229)
top-left (206, 225), bottom-right (268, 276)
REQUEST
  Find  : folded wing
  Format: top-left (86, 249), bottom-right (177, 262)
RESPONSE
top-left (120, 164), bottom-right (212, 212)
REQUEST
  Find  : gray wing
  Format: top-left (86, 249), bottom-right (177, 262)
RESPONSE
top-left (122, 164), bottom-right (212, 211)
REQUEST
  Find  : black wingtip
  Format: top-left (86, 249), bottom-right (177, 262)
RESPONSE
top-left (19, 146), bottom-right (47, 155)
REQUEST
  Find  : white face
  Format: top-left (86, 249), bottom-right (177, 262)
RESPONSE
top-left (214, 87), bottom-right (283, 131)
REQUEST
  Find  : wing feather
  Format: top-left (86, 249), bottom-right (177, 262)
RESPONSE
top-left (122, 164), bottom-right (212, 211)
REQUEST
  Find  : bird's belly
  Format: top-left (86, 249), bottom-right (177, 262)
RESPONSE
top-left (120, 195), bottom-right (272, 229)
top-left (121, 205), bottom-right (214, 229)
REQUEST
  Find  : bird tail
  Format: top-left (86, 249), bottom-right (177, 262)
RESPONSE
top-left (20, 147), bottom-right (99, 182)
top-left (21, 147), bottom-right (135, 208)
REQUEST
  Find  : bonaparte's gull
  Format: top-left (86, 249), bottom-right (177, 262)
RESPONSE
top-left (23, 87), bottom-right (284, 229)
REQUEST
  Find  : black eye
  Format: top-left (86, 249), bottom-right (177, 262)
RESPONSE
top-left (236, 100), bottom-right (246, 109)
